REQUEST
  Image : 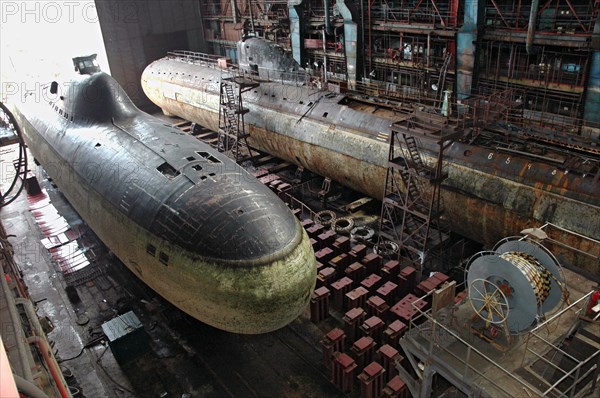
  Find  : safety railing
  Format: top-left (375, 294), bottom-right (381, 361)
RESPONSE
top-left (403, 287), bottom-right (600, 397)
top-left (280, 192), bottom-right (317, 221)
top-left (370, 0), bottom-right (463, 28)
top-left (402, 290), bottom-right (541, 397)
top-left (522, 290), bottom-right (599, 398)
top-left (484, 3), bottom-right (599, 34)
top-left (167, 50), bottom-right (222, 65)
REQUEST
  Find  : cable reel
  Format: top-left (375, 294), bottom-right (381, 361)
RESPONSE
top-left (467, 237), bottom-right (567, 333)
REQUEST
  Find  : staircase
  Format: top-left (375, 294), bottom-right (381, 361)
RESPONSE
top-left (218, 75), bottom-right (259, 163)
top-left (376, 113), bottom-right (460, 274)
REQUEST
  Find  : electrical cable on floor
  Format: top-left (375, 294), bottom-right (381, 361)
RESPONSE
top-left (57, 347), bottom-right (85, 363)
top-left (58, 334), bottom-right (106, 363)
top-left (0, 101), bottom-right (28, 207)
top-left (95, 345), bottom-right (134, 394)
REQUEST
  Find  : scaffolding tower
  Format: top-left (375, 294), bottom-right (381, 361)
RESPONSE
top-left (376, 112), bottom-right (461, 276)
top-left (218, 74), bottom-right (260, 163)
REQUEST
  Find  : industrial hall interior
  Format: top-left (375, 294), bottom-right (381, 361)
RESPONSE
top-left (0, 1), bottom-right (599, 398)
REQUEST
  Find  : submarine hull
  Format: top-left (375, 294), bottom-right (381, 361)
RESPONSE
top-left (13, 72), bottom-right (316, 334)
top-left (141, 58), bottom-right (600, 274)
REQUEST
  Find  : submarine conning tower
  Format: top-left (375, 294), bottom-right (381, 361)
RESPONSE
top-left (53, 72), bottom-right (137, 123)
top-left (237, 37), bottom-right (303, 82)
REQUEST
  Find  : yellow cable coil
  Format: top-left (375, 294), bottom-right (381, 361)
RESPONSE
top-left (499, 251), bottom-right (553, 307)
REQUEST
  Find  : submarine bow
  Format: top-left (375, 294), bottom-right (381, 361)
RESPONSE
top-left (14, 71), bottom-right (316, 334)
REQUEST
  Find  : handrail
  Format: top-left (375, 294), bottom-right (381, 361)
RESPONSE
top-left (404, 289), bottom-right (599, 397)
top-left (167, 50), bottom-right (222, 65)
top-left (404, 300), bottom-right (539, 396)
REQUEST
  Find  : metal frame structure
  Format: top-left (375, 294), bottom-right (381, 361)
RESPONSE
top-left (376, 111), bottom-right (460, 275)
top-left (397, 289), bottom-right (599, 398)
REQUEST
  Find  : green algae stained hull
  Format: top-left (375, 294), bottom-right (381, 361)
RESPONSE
top-left (14, 71), bottom-right (316, 334)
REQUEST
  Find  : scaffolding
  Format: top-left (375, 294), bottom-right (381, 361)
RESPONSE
top-left (218, 73), bottom-right (259, 163)
top-left (376, 111), bottom-right (461, 275)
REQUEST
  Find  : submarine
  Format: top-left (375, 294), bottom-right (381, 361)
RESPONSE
top-left (12, 55), bottom-right (316, 334)
top-left (141, 37), bottom-right (600, 274)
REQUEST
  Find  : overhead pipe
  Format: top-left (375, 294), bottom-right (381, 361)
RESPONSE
top-left (324, 0), bottom-right (334, 35)
top-left (231, 0), bottom-right (239, 23)
top-left (247, 0), bottom-right (255, 34)
top-left (526, 0), bottom-right (539, 55)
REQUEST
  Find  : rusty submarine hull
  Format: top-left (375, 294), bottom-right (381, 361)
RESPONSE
top-left (141, 38), bottom-right (599, 274)
top-left (12, 65), bottom-right (316, 334)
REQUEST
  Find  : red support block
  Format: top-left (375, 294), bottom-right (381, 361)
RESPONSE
top-left (358, 361), bottom-right (386, 398)
top-left (377, 281), bottom-right (398, 304)
top-left (351, 336), bottom-right (376, 370)
top-left (349, 244), bottom-right (368, 262)
top-left (321, 328), bottom-right (347, 368)
top-left (415, 278), bottom-right (437, 297)
top-left (310, 286), bottom-right (331, 322)
top-left (381, 260), bottom-right (400, 283)
top-left (300, 218), bottom-right (314, 229)
top-left (383, 375), bottom-right (409, 398)
top-left (383, 320), bottom-right (407, 349)
top-left (317, 266), bottom-right (336, 288)
top-left (345, 286), bottom-right (369, 311)
top-left (318, 229), bottom-right (337, 249)
top-left (361, 274), bottom-right (383, 292)
top-left (343, 307), bottom-right (366, 344)
top-left (306, 223), bottom-right (325, 238)
top-left (361, 252), bottom-right (382, 275)
top-left (430, 272), bottom-right (450, 287)
top-left (333, 236), bottom-right (351, 253)
top-left (367, 295), bottom-right (390, 320)
top-left (377, 344), bottom-right (402, 382)
top-left (332, 352), bottom-right (357, 393)
top-left (331, 277), bottom-right (354, 310)
top-left (390, 294), bottom-right (427, 324)
top-left (398, 266), bottom-right (416, 297)
top-left (315, 247), bottom-right (336, 266)
top-left (329, 253), bottom-right (350, 271)
top-left (346, 262), bottom-right (366, 285)
top-left (360, 316), bottom-right (385, 343)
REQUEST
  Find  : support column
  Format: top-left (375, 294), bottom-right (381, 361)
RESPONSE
top-left (288, 0), bottom-right (306, 67)
top-left (583, 14), bottom-right (600, 136)
top-left (335, 0), bottom-right (363, 89)
top-left (456, 0), bottom-right (483, 100)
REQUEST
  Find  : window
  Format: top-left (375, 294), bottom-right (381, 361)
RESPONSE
top-left (146, 244), bottom-right (156, 256)
top-left (159, 252), bottom-right (169, 266)
top-left (186, 156), bottom-right (196, 161)
top-left (192, 164), bottom-right (202, 171)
